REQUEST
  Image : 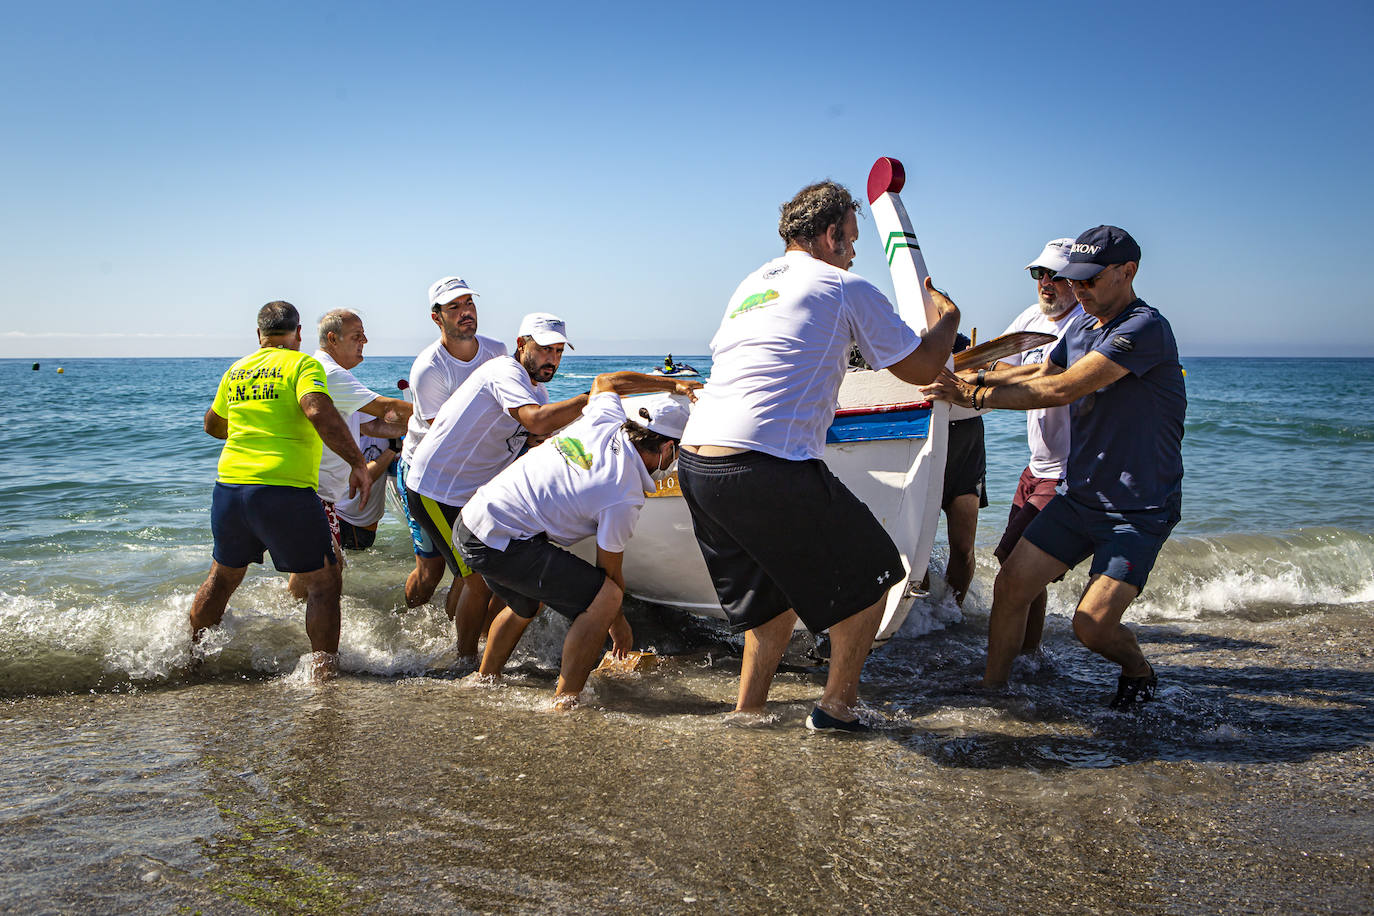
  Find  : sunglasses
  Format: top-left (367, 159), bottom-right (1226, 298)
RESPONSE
top-left (1065, 263), bottom-right (1122, 289)
top-left (1028, 267), bottom-right (1063, 281)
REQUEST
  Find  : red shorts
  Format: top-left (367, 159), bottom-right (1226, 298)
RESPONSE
top-left (994, 467), bottom-right (1062, 563)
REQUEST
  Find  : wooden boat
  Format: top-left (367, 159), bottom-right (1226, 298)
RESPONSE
top-left (573, 156), bottom-right (951, 643)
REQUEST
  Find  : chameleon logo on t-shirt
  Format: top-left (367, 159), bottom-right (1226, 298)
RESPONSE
top-left (728, 289), bottom-right (779, 319)
top-left (554, 436), bottom-right (594, 470)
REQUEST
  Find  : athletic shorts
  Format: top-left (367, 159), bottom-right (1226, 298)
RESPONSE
top-left (338, 519), bottom-right (377, 551)
top-left (456, 519), bottom-right (606, 621)
top-left (404, 485), bottom-right (472, 578)
top-left (677, 449), bottom-right (904, 634)
top-left (994, 467), bottom-right (1063, 563)
top-left (210, 482), bottom-right (336, 573)
top-left (1021, 494), bottom-right (1181, 591)
top-left (942, 416), bottom-right (988, 511)
top-left (395, 457), bottom-right (440, 559)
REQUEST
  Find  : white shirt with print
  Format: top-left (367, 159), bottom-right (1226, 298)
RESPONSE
top-left (999, 302), bottom-right (1086, 480)
top-left (405, 355), bottom-right (549, 507)
top-left (462, 392), bottom-right (654, 552)
top-left (401, 335), bottom-right (507, 463)
top-left (681, 250), bottom-right (921, 461)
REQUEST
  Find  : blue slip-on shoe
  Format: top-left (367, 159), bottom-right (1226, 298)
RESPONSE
top-left (805, 706), bottom-right (871, 734)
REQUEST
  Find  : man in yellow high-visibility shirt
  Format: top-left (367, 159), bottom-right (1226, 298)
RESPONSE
top-left (189, 300), bottom-right (371, 680)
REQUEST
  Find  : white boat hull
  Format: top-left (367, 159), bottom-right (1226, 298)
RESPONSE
top-left (576, 372), bottom-right (945, 643)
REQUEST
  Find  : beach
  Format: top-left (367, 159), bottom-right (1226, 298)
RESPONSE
top-left (2, 355), bottom-right (1372, 913)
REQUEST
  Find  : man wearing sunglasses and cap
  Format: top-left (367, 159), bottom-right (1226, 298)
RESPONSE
top-left (983, 239), bottom-right (1085, 655)
top-left (923, 226), bottom-right (1186, 708)
top-left (458, 390), bottom-right (694, 707)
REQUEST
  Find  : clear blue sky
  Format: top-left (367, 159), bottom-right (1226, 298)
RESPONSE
top-left (2, 0), bottom-right (1370, 358)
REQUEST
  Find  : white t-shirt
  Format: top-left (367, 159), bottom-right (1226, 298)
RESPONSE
top-left (405, 355), bottom-right (550, 506)
top-left (999, 302), bottom-right (1086, 479)
top-left (313, 350), bottom-right (380, 504)
top-left (402, 335), bottom-right (507, 463)
top-left (681, 250), bottom-right (921, 461)
top-left (462, 393), bottom-right (653, 552)
top-left (335, 420), bottom-right (390, 526)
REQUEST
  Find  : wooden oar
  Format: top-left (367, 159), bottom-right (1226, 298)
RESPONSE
top-left (953, 331), bottom-right (1056, 371)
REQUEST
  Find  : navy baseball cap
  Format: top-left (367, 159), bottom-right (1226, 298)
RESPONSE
top-left (1057, 226), bottom-right (1142, 280)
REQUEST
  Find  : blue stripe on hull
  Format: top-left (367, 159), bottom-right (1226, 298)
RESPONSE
top-left (825, 407), bottom-right (931, 444)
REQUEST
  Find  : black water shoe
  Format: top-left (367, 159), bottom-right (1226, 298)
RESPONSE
top-left (1108, 667), bottom-right (1158, 709)
top-left (805, 706), bottom-right (871, 733)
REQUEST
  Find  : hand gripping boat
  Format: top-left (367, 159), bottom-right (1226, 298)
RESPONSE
top-left (580, 157), bottom-right (950, 644)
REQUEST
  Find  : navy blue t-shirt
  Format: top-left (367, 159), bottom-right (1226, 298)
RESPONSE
top-left (1049, 299), bottom-right (1186, 512)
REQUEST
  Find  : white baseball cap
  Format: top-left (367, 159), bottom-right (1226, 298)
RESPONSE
top-left (517, 312), bottom-right (573, 349)
top-left (429, 276), bottom-right (479, 307)
top-left (1024, 238), bottom-right (1075, 273)
top-left (635, 395), bottom-right (691, 439)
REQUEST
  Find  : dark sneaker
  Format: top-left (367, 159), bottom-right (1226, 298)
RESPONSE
top-left (805, 706), bottom-right (871, 733)
top-left (1108, 668), bottom-right (1158, 709)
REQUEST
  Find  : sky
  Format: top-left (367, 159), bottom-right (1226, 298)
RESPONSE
top-left (2, 0), bottom-right (1371, 359)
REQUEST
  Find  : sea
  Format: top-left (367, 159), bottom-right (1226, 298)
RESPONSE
top-left (1, 354), bottom-right (1371, 914)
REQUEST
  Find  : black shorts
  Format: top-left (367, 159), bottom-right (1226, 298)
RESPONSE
top-left (942, 416), bottom-right (988, 511)
top-left (404, 486), bottom-right (473, 578)
top-left (456, 519), bottom-right (606, 620)
top-left (338, 519), bottom-right (377, 551)
top-left (210, 482), bottom-right (335, 573)
top-left (676, 449), bottom-right (904, 634)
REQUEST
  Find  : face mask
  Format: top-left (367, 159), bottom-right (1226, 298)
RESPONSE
top-left (651, 446), bottom-right (676, 483)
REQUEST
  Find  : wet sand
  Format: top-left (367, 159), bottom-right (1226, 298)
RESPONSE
top-left (2, 603), bottom-right (1372, 914)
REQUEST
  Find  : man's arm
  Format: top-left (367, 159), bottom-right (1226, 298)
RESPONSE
top-left (358, 417), bottom-right (407, 438)
top-left (357, 395), bottom-right (413, 424)
top-left (300, 391), bottom-right (372, 504)
top-left (590, 371), bottom-right (702, 400)
top-left (957, 361), bottom-right (1055, 387)
top-left (884, 278), bottom-right (962, 386)
top-left (925, 352), bottom-right (1128, 411)
top-left (596, 547), bottom-right (633, 657)
top-left (510, 395), bottom-right (591, 437)
top-left (204, 408), bottom-right (228, 440)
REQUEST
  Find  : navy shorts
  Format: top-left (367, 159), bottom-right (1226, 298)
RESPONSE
top-left (677, 449), bottom-right (904, 634)
top-left (1021, 494), bottom-right (1181, 591)
top-left (942, 416), bottom-right (988, 510)
top-left (456, 519), bottom-right (606, 621)
top-left (210, 482), bottom-right (336, 573)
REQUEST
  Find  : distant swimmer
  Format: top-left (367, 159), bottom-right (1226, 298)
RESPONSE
top-left (987, 238), bottom-right (1085, 657)
top-left (396, 275), bottom-right (508, 617)
top-left (459, 387), bottom-right (695, 706)
top-left (676, 180), bottom-right (960, 732)
top-left (287, 309), bottom-right (412, 599)
top-left (923, 226), bottom-right (1186, 708)
top-left (189, 301), bottom-right (372, 680)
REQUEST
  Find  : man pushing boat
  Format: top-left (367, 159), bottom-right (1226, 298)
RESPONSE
top-left (676, 180), bottom-right (960, 732)
top-left (922, 226), bottom-right (1186, 707)
top-left (458, 390), bottom-right (693, 707)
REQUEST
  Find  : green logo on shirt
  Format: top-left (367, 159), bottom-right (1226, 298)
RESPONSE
top-left (554, 436), bottom-right (594, 470)
top-left (729, 289), bottom-right (779, 318)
